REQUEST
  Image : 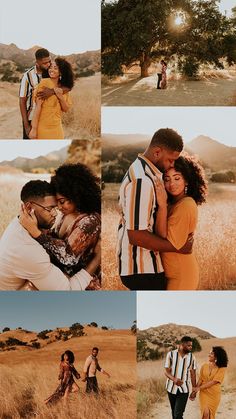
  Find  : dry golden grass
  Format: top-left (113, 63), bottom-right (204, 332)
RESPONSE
top-left (0, 172), bottom-right (50, 237)
top-left (0, 75), bottom-right (100, 140)
top-left (0, 330), bottom-right (136, 419)
top-left (137, 336), bottom-right (236, 418)
top-left (102, 183), bottom-right (236, 290)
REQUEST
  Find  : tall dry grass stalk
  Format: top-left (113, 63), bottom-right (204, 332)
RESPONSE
top-left (63, 75), bottom-right (100, 139)
top-left (102, 183), bottom-right (236, 290)
top-left (0, 362), bottom-right (136, 419)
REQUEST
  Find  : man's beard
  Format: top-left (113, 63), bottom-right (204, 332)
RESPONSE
top-left (41, 68), bottom-right (49, 78)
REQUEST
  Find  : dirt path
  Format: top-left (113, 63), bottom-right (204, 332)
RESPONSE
top-left (146, 392), bottom-right (236, 419)
top-left (102, 75), bottom-right (236, 106)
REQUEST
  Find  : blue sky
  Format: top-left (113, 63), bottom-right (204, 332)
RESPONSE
top-left (137, 292), bottom-right (236, 338)
top-left (0, 292), bottom-right (136, 332)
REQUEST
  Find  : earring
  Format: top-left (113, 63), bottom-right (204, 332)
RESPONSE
top-left (184, 185), bottom-right (188, 194)
top-left (59, 75), bottom-right (62, 81)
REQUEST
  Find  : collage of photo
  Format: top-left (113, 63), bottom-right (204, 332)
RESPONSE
top-left (0, 0), bottom-right (236, 418)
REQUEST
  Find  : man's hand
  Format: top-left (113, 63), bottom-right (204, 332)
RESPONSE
top-left (37, 87), bottom-right (54, 100)
top-left (19, 204), bottom-right (41, 238)
top-left (177, 233), bottom-right (194, 254)
top-left (24, 123), bottom-right (31, 137)
top-left (54, 87), bottom-right (64, 100)
top-left (189, 391), bottom-right (197, 400)
top-left (174, 378), bottom-right (183, 386)
top-left (29, 127), bottom-right (37, 139)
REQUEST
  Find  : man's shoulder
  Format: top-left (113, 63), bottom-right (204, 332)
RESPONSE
top-left (22, 66), bottom-right (36, 78)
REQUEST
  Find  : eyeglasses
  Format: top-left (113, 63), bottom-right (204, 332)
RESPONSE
top-left (30, 201), bottom-right (58, 213)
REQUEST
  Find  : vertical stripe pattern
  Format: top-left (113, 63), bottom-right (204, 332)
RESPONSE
top-left (117, 154), bottom-right (164, 276)
top-left (164, 349), bottom-right (197, 394)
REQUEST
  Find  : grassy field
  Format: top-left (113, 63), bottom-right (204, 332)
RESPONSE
top-left (0, 74), bottom-right (100, 140)
top-left (137, 336), bottom-right (236, 418)
top-left (0, 330), bottom-right (136, 419)
top-left (102, 183), bottom-right (236, 290)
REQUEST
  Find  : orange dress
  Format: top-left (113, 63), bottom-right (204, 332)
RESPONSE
top-left (199, 363), bottom-right (226, 418)
top-left (34, 78), bottom-right (72, 139)
top-left (161, 197), bottom-right (199, 290)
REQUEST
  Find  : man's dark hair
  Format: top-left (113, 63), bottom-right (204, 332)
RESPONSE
top-left (92, 347), bottom-right (99, 352)
top-left (21, 180), bottom-right (55, 202)
top-left (181, 336), bottom-right (192, 343)
top-left (35, 48), bottom-right (50, 60)
top-left (150, 128), bottom-right (183, 152)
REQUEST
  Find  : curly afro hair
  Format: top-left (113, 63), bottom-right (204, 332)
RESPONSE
top-left (61, 350), bottom-right (75, 364)
top-left (55, 57), bottom-right (74, 89)
top-left (51, 163), bottom-right (101, 214)
top-left (166, 153), bottom-right (208, 205)
top-left (212, 346), bottom-right (228, 368)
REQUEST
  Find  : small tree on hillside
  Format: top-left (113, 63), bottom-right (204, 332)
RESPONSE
top-left (90, 322), bottom-right (98, 328)
top-left (2, 327), bottom-right (10, 333)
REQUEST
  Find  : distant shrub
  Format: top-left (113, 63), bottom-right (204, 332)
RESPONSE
top-left (76, 69), bottom-right (95, 78)
top-left (37, 330), bottom-right (52, 340)
top-left (101, 326), bottom-right (109, 330)
top-left (0, 341), bottom-right (6, 349)
top-left (211, 171), bottom-right (235, 183)
top-left (90, 322), bottom-right (98, 328)
top-left (5, 337), bottom-right (27, 346)
top-left (3, 327), bottom-right (10, 332)
top-left (31, 342), bottom-right (40, 349)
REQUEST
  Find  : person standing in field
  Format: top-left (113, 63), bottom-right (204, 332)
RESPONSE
top-left (164, 336), bottom-right (197, 419)
top-left (117, 128), bottom-right (194, 291)
top-left (19, 48), bottom-right (51, 139)
top-left (82, 347), bottom-right (110, 393)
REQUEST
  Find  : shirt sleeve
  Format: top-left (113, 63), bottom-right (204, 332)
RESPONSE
top-left (13, 243), bottom-right (92, 290)
top-left (214, 368), bottom-right (226, 384)
top-left (19, 74), bottom-right (29, 98)
top-left (164, 351), bottom-right (172, 368)
top-left (167, 200), bottom-right (197, 250)
top-left (83, 356), bottom-right (91, 374)
top-left (125, 178), bottom-right (154, 230)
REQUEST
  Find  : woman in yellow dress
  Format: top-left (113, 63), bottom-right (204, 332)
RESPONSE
top-left (154, 154), bottom-right (207, 290)
top-left (29, 57), bottom-right (74, 139)
top-left (190, 346), bottom-right (228, 418)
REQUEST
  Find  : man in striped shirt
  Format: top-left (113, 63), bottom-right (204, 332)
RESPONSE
top-left (165, 336), bottom-right (197, 419)
top-left (19, 48), bottom-right (51, 139)
top-left (118, 128), bottom-right (193, 290)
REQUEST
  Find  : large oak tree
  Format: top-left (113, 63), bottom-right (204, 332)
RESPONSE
top-left (102, 0), bottom-right (236, 77)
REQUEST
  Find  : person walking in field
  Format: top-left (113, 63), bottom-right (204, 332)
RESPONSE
top-left (164, 336), bottom-right (197, 419)
top-left (82, 347), bottom-right (110, 393)
top-left (45, 350), bottom-right (80, 404)
top-left (189, 346), bottom-right (228, 419)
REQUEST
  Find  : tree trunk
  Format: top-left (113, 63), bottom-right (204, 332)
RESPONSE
top-left (140, 52), bottom-right (151, 78)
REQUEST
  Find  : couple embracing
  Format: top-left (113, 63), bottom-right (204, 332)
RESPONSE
top-left (165, 336), bottom-right (228, 419)
top-left (118, 128), bottom-right (208, 290)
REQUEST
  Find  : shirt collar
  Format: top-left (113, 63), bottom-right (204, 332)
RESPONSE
top-left (138, 153), bottom-right (163, 178)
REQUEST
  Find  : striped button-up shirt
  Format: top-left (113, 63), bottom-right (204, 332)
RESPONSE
top-left (117, 154), bottom-right (164, 276)
top-left (165, 349), bottom-right (197, 394)
top-left (19, 66), bottom-right (42, 120)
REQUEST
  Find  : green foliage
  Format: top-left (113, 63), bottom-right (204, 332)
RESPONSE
top-left (211, 171), bottom-right (235, 183)
top-left (37, 329), bottom-right (52, 340)
top-left (5, 337), bottom-right (27, 346)
top-left (102, 0), bottom-right (236, 78)
top-left (69, 323), bottom-right (85, 337)
top-left (131, 320), bottom-right (137, 335)
top-left (31, 342), bottom-right (41, 349)
top-left (2, 327), bottom-right (10, 332)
